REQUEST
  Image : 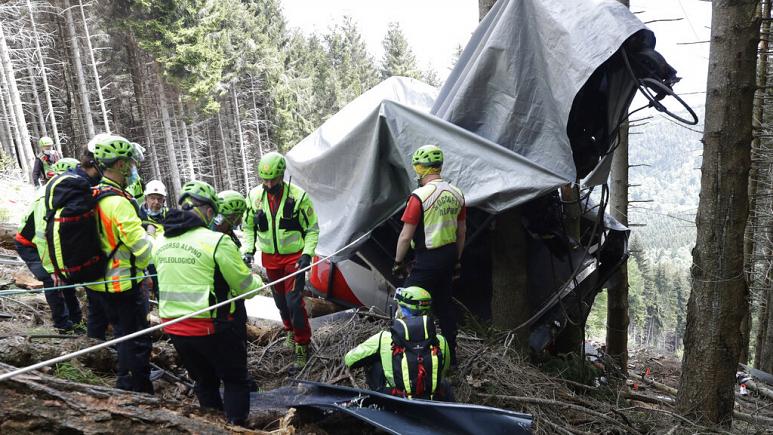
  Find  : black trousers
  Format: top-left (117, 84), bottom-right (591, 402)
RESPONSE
top-left (88, 288), bottom-right (153, 393)
top-left (16, 243), bottom-right (81, 330)
top-left (405, 245), bottom-right (458, 356)
top-left (170, 327), bottom-right (250, 424)
top-left (86, 289), bottom-right (109, 340)
top-left (366, 360), bottom-right (455, 402)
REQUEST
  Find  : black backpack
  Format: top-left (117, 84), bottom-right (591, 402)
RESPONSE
top-left (389, 316), bottom-right (444, 399)
top-left (44, 174), bottom-right (123, 285)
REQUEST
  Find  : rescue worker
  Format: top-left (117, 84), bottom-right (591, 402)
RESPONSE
top-left (31, 136), bottom-right (62, 187)
top-left (139, 180), bottom-right (169, 238)
top-left (214, 190), bottom-right (247, 247)
top-left (87, 134), bottom-right (154, 393)
top-left (214, 190), bottom-right (250, 332)
top-left (15, 157), bottom-right (82, 332)
top-left (393, 145), bottom-right (466, 365)
top-left (242, 152), bottom-right (319, 371)
top-left (155, 181), bottom-right (263, 426)
top-left (138, 179), bottom-right (168, 301)
top-left (344, 286), bottom-right (453, 400)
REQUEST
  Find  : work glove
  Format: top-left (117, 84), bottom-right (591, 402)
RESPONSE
top-left (452, 261), bottom-right (462, 281)
top-left (392, 260), bottom-right (408, 281)
top-left (296, 254), bottom-right (312, 270)
top-left (242, 253), bottom-right (253, 267)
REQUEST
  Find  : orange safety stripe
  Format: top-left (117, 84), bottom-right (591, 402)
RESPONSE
top-left (97, 204), bottom-right (121, 292)
top-left (14, 233), bottom-right (35, 247)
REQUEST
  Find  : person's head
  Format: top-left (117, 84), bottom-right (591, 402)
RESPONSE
top-left (51, 157), bottom-right (79, 175)
top-left (216, 190), bottom-right (247, 231)
top-left (78, 147), bottom-right (101, 185)
top-left (258, 152), bottom-right (286, 193)
top-left (178, 180), bottom-right (219, 227)
top-left (38, 136), bottom-right (54, 155)
top-left (144, 180), bottom-right (167, 215)
top-left (91, 134), bottom-right (141, 188)
top-left (395, 286), bottom-right (432, 318)
top-left (411, 144), bottom-right (443, 186)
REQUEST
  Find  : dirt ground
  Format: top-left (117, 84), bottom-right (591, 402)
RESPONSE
top-left (0, 256), bottom-right (772, 433)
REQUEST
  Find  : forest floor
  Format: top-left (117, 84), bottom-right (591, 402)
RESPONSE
top-left (0, 255), bottom-right (771, 434)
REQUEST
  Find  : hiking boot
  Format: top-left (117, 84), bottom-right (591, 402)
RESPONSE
top-left (293, 343), bottom-right (309, 371)
top-left (284, 330), bottom-right (295, 349)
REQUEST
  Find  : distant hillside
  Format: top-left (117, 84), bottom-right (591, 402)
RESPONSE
top-left (626, 107), bottom-right (704, 262)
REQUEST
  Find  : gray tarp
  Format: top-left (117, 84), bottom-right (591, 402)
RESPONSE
top-left (433, 0), bottom-right (646, 180)
top-left (286, 0), bottom-right (648, 258)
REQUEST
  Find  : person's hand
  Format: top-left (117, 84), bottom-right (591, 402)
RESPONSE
top-left (242, 253), bottom-right (253, 267)
top-left (146, 225), bottom-right (156, 236)
top-left (296, 254), bottom-right (312, 270)
top-left (50, 273), bottom-right (63, 288)
top-left (392, 260), bottom-right (408, 280)
top-left (452, 261), bottom-right (462, 281)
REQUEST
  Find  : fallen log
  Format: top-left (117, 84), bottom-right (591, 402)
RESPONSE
top-left (0, 362), bottom-right (236, 433)
top-left (475, 392), bottom-right (642, 435)
top-left (628, 371), bottom-right (678, 396)
top-left (746, 379), bottom-right (773, 401)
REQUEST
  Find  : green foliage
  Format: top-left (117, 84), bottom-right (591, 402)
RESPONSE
top-left (380, 22), bottom-right (421, 80)
top-left (54, 362), bottom-right (106, 385)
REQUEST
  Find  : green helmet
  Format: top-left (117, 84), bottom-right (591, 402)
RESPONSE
top-left (51, 158), bottom-right (79, 175)
top-left (38, 136), bottom-right (54, 148)
top-left (92, 134), bottom-right (137, 165)
top-left (258, 152), bottom-right (286, 180)
top-left (217, 190), bottom-right (247, 216)
top-left (179, 180), bottom-right (219, 213)
top-left (395, 286), bottom-right (432, 315)
top-left (411, 144), bottom-right (444, 167)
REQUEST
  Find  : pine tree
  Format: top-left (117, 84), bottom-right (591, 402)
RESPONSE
top-left (380, 22), bottom-right (421, 80)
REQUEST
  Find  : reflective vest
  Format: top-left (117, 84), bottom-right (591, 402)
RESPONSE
top-left (243, 183), bottom-right (319, 256)
top-left (141, 207), bottom-right (167, 239)
top-left (344, 315), bottom-right (450, 399)
top-left (15, 186), bottom-right (54, 273)
top-left (154, 226), bottom-right (261, 323)
top-left (411, 179), bottom-right (464, 250)
top-left (86, 178), bottom-right (153, 293)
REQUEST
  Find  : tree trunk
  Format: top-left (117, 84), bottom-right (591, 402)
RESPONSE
top-left (63, 0), bottom-right (95, 139)
top-left (154, 64), bottom-right (181, 200)
top-left (478, 0), bottom-right (497, 20)
top-left (676, 0), bottom-right (758, 424)
top-left (250, 75), bottom-right (265, 158)
top-left (27, 0), bottom-right (60, 152)
top-left (0, 79), bottom-right (19, 166)
top-left (177, 97), bottom-right (194, 180)
top-left (217, 111), bottom-right (234, 190)
top-left (606, 120), bottom-right (630, 369)
top-left (78, 0), bottom-right (109, 133)
top-left (490, 208), bottom-right (530, 348)
top-left (125, 35), bottom-right (160, 180)
top-left (233, 85), bottom-right (250, 191)
top-left (0, 25), bottom-right (33, 178)
top-left (762, 242), bottom-right (773, 372)
top-left (27, 66), bottom-right (47, 140)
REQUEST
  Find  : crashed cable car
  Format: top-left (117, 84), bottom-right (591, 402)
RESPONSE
top-left (283, 0), bottom-right (696, 354)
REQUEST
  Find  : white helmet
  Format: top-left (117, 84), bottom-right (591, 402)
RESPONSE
top-left (145, 179), bottom-right (167, 197)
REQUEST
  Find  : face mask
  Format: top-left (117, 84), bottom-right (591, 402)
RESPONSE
top-left (148, 208), bottom-right (162, 217)
top-left (125, 165), bottom-right (139, 187)
top-left (265, 183), bottom-right (282, 196)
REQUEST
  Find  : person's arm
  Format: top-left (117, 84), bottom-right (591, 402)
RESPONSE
top-left (439, 335), bottom-right (451, 377)
top-left (455, 218), bottom-right (466, 261)
top-left (395, 223), bottom-right (416, 263)
top-left (242, 188), bottom-right (258, 255)
top-left (215, 234), bottom-right (263, 298)
top-left (299, 194), bottom-right (319, 257)
top-left (344, 332), bottom-right (383, 368)
top-left (395, 196), bottom-right (421, 263)
top-left (31, 158), bottom-right (43, 186)
top-left (109, 196), bottom-right (154, 269)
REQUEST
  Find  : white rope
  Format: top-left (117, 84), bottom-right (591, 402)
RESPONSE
top-left (0, 233), bottom-right (370, 382)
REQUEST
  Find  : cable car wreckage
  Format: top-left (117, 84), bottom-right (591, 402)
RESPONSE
top-left (245, 0), bottom-right (697, 432)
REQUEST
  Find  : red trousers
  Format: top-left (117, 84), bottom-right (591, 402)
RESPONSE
top-left (265, 259), bottom-right (311, 345)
